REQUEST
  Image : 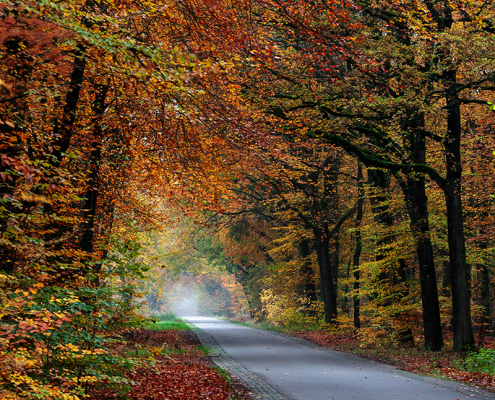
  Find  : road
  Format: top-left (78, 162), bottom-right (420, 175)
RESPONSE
top-left (185, 316), bottom-right (495, 400)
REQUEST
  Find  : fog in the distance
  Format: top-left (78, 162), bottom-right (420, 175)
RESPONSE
top-left (173, 284), bottom-right (199, 316)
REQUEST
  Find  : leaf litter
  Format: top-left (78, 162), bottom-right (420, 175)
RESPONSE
top-left (89, 329), bottom-right (251, 399)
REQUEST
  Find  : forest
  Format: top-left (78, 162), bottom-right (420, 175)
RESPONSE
top-left (1, 0), bottom-right (495, 398)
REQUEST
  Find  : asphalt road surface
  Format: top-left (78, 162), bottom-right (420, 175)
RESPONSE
top-left (186, 316), bottom-right (495, 400)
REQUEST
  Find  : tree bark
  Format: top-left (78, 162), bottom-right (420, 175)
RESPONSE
top-left (444, 69), bottom-right (474, 350)
top-left (480, 263), bottom-right (490, 334)
top-left (51, 45), bottom-right (87, 166)
top-left (401, 124), bottom-right (443, 350)
top-left (403, 176), bottom-right (443, 349)
top-left (298, 239), bottom-right (318, 314)
top-left (80, 83), bottom-right (109, 254)
top-left (315, 229), bottom-right (338, 324)
top-left (353, 162), bottom-right (364, 330)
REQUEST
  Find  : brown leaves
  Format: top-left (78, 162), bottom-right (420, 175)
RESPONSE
top-left (440, 368), bottom-right (495, 390)
top-left (294, 331), bottom-right (358, 348)
top-left (90, 330), bottom-right (233, 400)
top-left (125, 363), bottom-right (230, 400)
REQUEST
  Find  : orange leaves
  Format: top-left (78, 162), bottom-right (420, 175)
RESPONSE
top-left (124, 363), bottom-right (230, 400)
top-left (88, 329), bottom-right (234, 400)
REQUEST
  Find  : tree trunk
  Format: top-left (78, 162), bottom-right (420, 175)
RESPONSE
top-left (299, 239), bottom-right (318, 314)
top-left (444, 69), bottom-right (474, 350)
top-left (315, 230), bottom-right (337, 324)
top-left (480, 263), bottom-right (490, 335)
top-left (401, 125), bottom-right (443, 350)
top-left (43, 45), bottom-right (87, 274)
top-left (353, 163), bottom-right (364, 330)
top-left (403, 177), bottom-right (443, 350)
top-left (51, 45), bottom-right (87, 166)
top-left (80, 83), bottom-right (109, 254)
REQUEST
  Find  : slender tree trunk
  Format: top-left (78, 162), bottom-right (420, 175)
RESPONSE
top-left (315, 230), bottom-right (337, 324)
top-left (353, 163), bottom-right (364, 330)
top-left (299, 239), bottom-right (318, 314)
top-left (343, 260), bottom-right (350, 315)
top-left (51, 45), bottom-right (87, 166)
top-left (480, 263), bottom-right (490, 334)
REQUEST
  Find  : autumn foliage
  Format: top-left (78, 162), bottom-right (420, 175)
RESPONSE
top-left (1, 0), bottom-right (495, 397)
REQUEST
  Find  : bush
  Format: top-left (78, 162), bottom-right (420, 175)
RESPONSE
top-left (461, 348), bottom-right (495, 374)
top-left (155, 311), bottom-right (177, 321)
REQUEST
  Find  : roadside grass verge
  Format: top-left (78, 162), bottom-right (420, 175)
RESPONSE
top-left (148, 312), bottom-right (191, 331)
top-left (149, 319), bottom-right (191, 330)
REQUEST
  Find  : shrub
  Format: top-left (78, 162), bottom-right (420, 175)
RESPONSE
top-left (461, 348), bottom-right (495, 374)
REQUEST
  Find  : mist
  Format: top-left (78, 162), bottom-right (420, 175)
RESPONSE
top-left (173, 284), bottom-right (199, 316)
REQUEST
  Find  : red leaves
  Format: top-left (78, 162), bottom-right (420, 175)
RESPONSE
top-left (294, 331), bottom-right (358, 348)
top-left (440, 368), bottom-right (495, 390)
top-left (90, 330), bottom-right (233, 400)
top-left (125, 362), bottom-right (230, 400)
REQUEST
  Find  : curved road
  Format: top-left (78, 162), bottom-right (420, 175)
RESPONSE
top-left (186, 316), bottom-right (495, 400)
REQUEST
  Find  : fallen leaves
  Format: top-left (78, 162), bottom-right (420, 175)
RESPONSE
top-left (125, 363), bottom-right (230, 400)
top-left (440, 368), bottom-right (495, 390)
top-left (89, 329), bottom-right (237, 400)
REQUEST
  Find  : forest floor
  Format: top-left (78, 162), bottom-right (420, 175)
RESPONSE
top-left (88, 328), bottom-right (252, 400)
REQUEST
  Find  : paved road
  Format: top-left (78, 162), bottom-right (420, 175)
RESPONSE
top-left (185, 316), bottom-right (495, 400)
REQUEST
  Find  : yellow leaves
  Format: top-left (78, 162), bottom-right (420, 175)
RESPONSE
top-left (19, 192), bottom-right (52, 204)
top-left (0, 358), bottom-right (82, 400)
top-left (13, 290), bottom-right (31, 298)
top-left (70, 375), bottom-right (98, 383)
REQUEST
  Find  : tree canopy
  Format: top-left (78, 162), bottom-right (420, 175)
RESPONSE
top-left (1, 0), bottom-right (495, 397)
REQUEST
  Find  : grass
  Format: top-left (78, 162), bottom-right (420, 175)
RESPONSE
top-left (149, 319), bottom-right (191, 330)
top-left (195, 344), bottom-right (209, 355)
top-left (148, 312), bottom-right (191, 330)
